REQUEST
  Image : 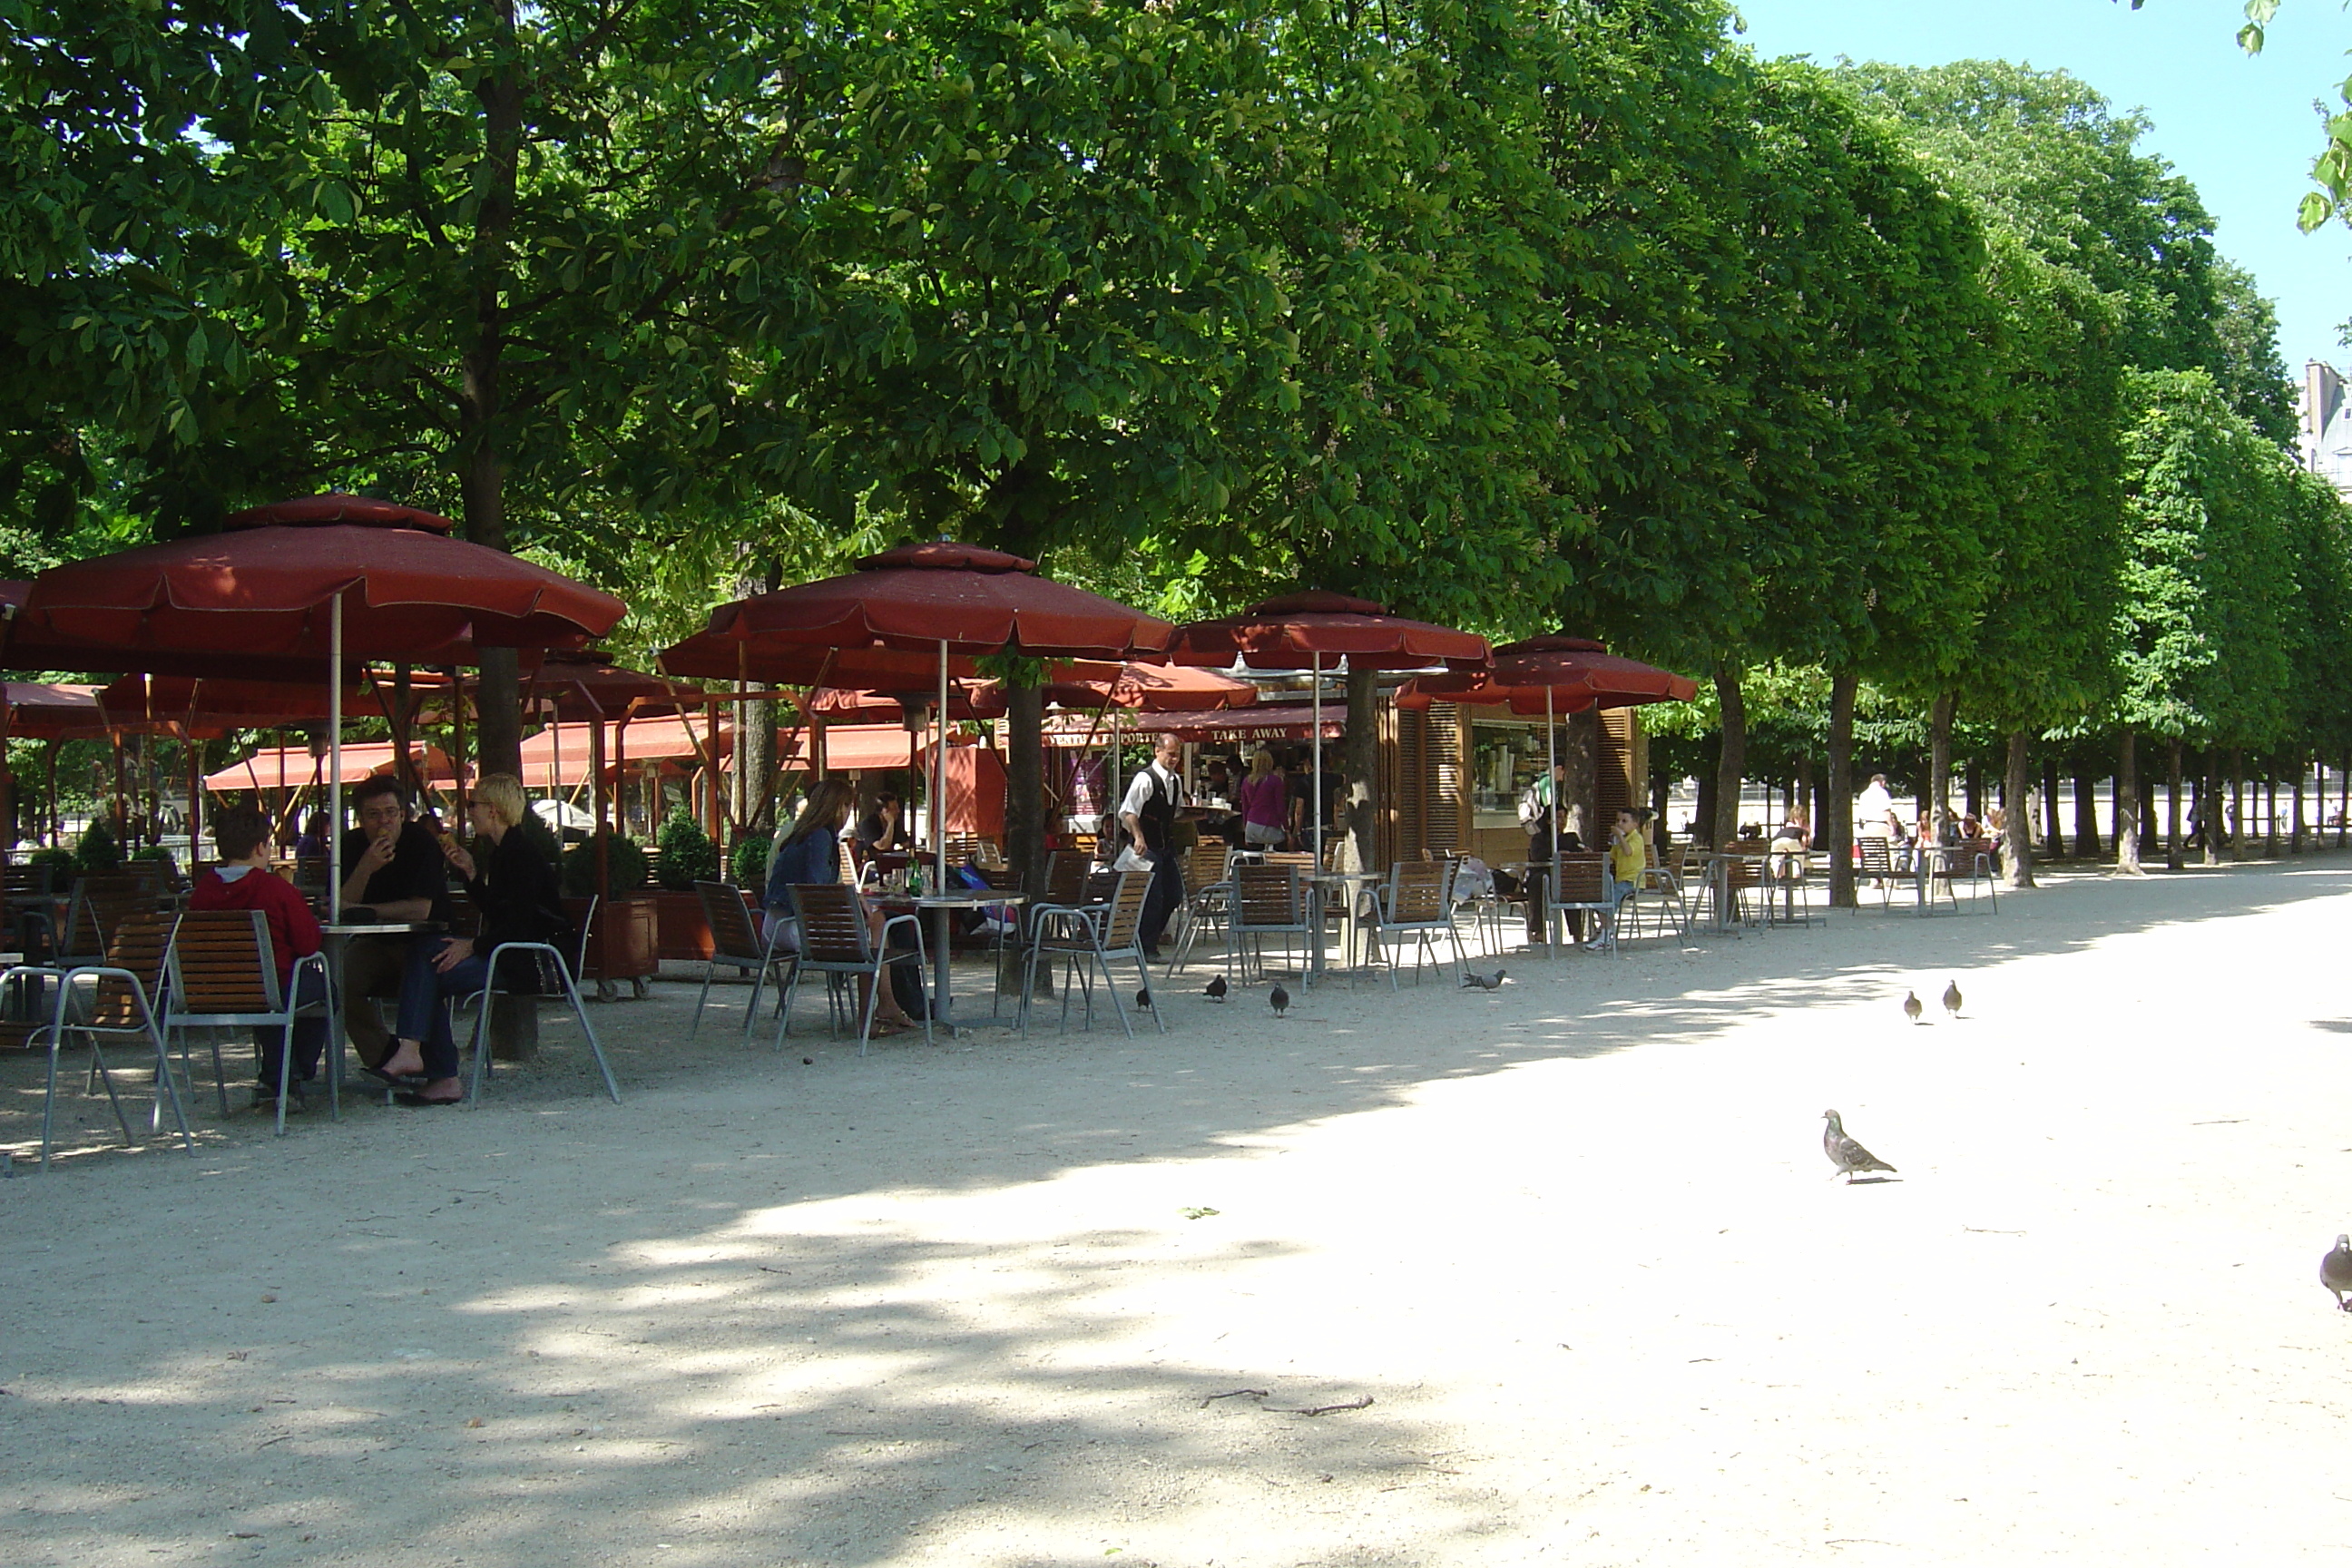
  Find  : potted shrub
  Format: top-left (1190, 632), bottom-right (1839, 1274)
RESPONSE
top-left (562, 835), bottom-right (656, 997)
top-left (650, 810), bottom-right (720, 962)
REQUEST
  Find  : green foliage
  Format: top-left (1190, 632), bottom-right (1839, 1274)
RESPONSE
top-left (25, 846), bottom-right (75, 887)
top-left (72, 820), bottom-right (119, 874)
top-left (730, 833), bottom-right (773, 890)
top-left (562, 836), bottom-right (650, 899)
top-left (654, 810), bottom-right (718, 892)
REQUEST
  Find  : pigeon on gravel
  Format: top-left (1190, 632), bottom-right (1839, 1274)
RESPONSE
top-left (2324, 1235), bottom-right (2352, 1310)
top-left (1205, 975), bottom-right (1229, 1003)
top-left (1462, 967), bottom-right (1508, 991)
top-left (1823, 1110), bottom-right (1897, 1182)
top-left (1270, 982), bottom-right (1290, 1019)
top-left (1903, 991), bottom-right (1924, 1025)
top-left (1942, 980), bottom-right (1964, 1019)
top-left (1135, 989), bottom-right (1152, 1012)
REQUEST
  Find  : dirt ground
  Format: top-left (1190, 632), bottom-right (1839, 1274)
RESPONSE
top-left (4, 857), bottom-right (2350, 1566)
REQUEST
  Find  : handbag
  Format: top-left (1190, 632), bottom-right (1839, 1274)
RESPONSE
top-left (1112, 844), bottom-right (1152, 874)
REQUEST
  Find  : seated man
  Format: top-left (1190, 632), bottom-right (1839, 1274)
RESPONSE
top-left (189, 807), bottom-right (326, 1112)
top-left (337, 775), bottom-right (454, 1074)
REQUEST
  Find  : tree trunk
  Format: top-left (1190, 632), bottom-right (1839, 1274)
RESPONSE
top-left (1928, 691), bottom-right (1955, 825)
top-left (1827, 668), bottom-right (1857, 909)
top-left (2292, 754), bottom-right (2307, 853)
top-left (1965, 757), bottom-right (1983, 818)
top-left (2229, 750), bottom-right (2246, 862)
top-left (2041, 754), bottom-right (2063, 856)
top-left (1711, 663), bottom-right (1745, 850)
top-left (2114, 730), bottom-right (2141, 875)
top-left (1563, 707), bottom-right (1600, 852)
top-left (2166, 740), bottom-right (2183, 869)
top-left (2265, 773), bottom-right (2278, 858)
top-left (2202, 751), bottom-right (2223, 867)
top-left (2341, 747), bottom-right (2349, 848)
top-left (1693, 732), bottom-right (1718, 849)
top-left (2073, 767), bottom-right (2101, 859)
top-left (1344, 665), bottom-right (1380, 871)
top-left (2002, 730), bottom-right (2035, 889)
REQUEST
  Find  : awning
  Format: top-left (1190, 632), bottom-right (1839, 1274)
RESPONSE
top-left (780, 723), bottom-right (916, 771)
top-left (1063, 702), bottom-right (1345, 743)
top-left (518, 715), bottom-right (734, 788)
top-left (205, 743), bottom-right (459, 795)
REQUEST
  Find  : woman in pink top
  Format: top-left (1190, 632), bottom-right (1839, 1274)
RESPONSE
top-left (1234, 750), bottom-right (1289, 848)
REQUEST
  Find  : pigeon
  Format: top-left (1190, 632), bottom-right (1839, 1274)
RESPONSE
top-left (1903, 991), bottom-right (1924, 1025)
top-left (1461, 967), bottom-right (1508, 992)
top-left (1269, 982), bottom-right (1290, 1019)
top-left (2324, 1235), bottom-right (2352, 1311)
top-left (1822, 1110), bottom-right (1897, 1182)
top-left (1135, 989), bottom-right (1153, 1011)
top-left (1942, 980), bottom-right (1964, 1019)
top-left (1205, 975), bottom-right (1229, 1002)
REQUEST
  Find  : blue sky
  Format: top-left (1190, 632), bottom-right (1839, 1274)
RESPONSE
top-left (1728, 0), bottom-right (2352, 376)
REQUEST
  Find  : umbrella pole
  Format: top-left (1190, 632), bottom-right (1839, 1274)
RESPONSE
top-left (328, 592), bottom-right (343, 926)
top-left (936, 639), bottom-right (949, 891)
top-left (1545, 685), bottom-right (1556, 956)
top-left (1312, 653), bottom-right (1322, 860)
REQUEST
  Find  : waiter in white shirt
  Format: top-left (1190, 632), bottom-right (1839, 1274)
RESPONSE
top-left (1121, 733), bottom-right (1189, 959)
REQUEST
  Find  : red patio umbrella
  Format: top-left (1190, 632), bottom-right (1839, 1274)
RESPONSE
top-left (1168, 592), bottom-right (1488, 854)
top-left (19, 495), bottom-right (624, 918)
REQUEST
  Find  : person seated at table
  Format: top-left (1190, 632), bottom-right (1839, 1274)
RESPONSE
top-left (377, 774), bottom-right (562, 1106)
top-left (853, 790), bottom-right (908, 856)
top-left (1769, 806), bottom-right (1810, 880)
top-left (1584, 808), bottom-right (1651, 951)
top-left (191, 807), bottom-right (327, 1113)
top-left (766, 777), bottom-right (920, 1035)
top-left (338, 774), bottom-right (454, 1074)
top-left (294, 810), bottom-right (330, 858)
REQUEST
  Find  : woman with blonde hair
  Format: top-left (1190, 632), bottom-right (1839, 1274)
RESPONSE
top-left (1234, 749), bottom-right (1289, 848)
top-left (377, 773), bottom-right (563, 1106)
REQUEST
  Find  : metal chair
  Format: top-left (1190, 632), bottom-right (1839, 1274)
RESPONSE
top-left (165, 909), bottom-right (335, 1137)
top-left (689, 879), bottom-right (793, 1038)
top-left (54, 874), bottom-right (155, 968)
top-left (1020, 869), bottom-right (1161, 1038)
top-left (1164, 842), bottom-right (1235, 977)
top-left (9, 909), bottom-right (191, 1171)
top-left (1923, 838), bottom-right (2001, 914)
top-left (1374, 860), bottom-right (1466, 987)
top-left (1227, 862), bottom-right (1317, 985)
top-left (1856, 837), bottom-right (1897, 908)
top-left (1547, 853), bottom-right (1618, 954)
top-left (777, 882), bottom-right (929, 1054)
top-left (1631, 842), bottom-right (1690, 938)
top-left (458, 896), bottom-right (621, 1105)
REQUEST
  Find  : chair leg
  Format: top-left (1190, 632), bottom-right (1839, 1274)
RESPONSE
top-left (855, 964), bottom-right (883, 1056)
top-left (143, 1007), bottom-right (192, 1153)
top-left (561, 974), bottom-right (622, 1104)
top-left (1132, 949), bottom-right (1164, 1035)
top-left (466, 992), bottom-right (494, 1105)
top-left (742, 960), bottom-right (768, 1037)
top-left (777, 961), bottom-right (808, 1044)
top-left (1100, 951), bottom-right (1133, 1040)
top-left (690, 960), bottom-right (716, 1039)
top-left (275, 1018), bottom-right (295, 1138)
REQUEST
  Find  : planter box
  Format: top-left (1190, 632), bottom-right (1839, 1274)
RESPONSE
top-left (650, 887), bottom-right (717, 963)
top-left (565, 894), bottom-right (657, 984)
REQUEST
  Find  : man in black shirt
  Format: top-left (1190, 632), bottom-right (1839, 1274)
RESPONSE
top-left (338, 775), bottom-right (454, 1072)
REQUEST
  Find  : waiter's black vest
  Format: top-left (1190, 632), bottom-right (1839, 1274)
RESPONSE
top-left (1138, 765), bottom-right (1179, 852)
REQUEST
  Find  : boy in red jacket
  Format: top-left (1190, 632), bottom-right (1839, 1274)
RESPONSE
top-left (190, 807), bottom-right (327, 1111)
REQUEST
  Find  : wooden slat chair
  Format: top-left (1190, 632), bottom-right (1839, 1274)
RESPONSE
top-left (1925, 838), bottom-right (2001, 914)
top-left (1856, 837), bottom-right (1898, 909)
top-left (1227, 862), bottom-right (1316, 985)
top-left (1471, 862), bottom-right (1538, 956)
top-left (1374, 860), bottom-right (1466, 988)
top-left (1548, 853), bottom-right (1619, 955)
top-left (777, 883), bottom-right (929, 1054)
top-left (5, 861), bottom-right (56, 958)
top-left (1020, 868), bottom-right (1161, 1038)
top-left (8, 909), bottom-right (191, 1172)
top-left (689, 879), bottom-right (794, 1039)
top-left (458, 896), bottom-right (620, 1105)
top-left (291, 855), bottom-right (331, 909)
top-left (165, 909), bottom-right (334, 1137)
top-left (1764, 842), bottom-right (1817, 927)
top-left (1164, 842), bottom-right (1236, 977)
top-left (54, 875), bottom-right (156, 968)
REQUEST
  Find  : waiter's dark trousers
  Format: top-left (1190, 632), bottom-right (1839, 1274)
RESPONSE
top-left (1140, 853), bottom-right (1185, 955)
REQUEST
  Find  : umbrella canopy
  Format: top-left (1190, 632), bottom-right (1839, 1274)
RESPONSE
top-left (1398, 636), bottom-right (1698, 712)
top-left (511, 651), bottom-right (701, 721)
top-left (780, 723), bottom-right (917, 772)
top-left (204, 743), bottom-right (459, 795)
top-left (519, 715), bottom-right (732, 786)
top-left (810, 685), bottom-right (1008, 723)
top-left (0, 681), bottom-right (112, 739)
top-left (18, 495), bottom-right (624, 663)
top-left (1041, 661), bottom-right (1259, 712)
top-left (1166, 591), bottom-right (1487, 671)
top-left (660, 628), bottom-right (982, 688)
top-left (706, 541), bottom-right (1173, 659)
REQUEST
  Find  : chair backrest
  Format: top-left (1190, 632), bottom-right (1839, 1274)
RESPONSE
top-left (1386, 860), bottom-right (1449, 924)
top-left (64, 874), bottom-right (152, 957)
top-left (1044, 850), bottom-right (1091, 906)
top-left (1099, 870), bottom-right (1151, 951)
top-left (1183, 842), bottom-right (1229, 888)
top-left (87, 909), bottom-right (177, 1029)
top-left (168, 909), bottom-right (282, 1015)
top-left (1721, 856), bottom-right (1761, 892)
top-left (1857, 838), bottom-right (1893, 875)
top-left (3, 862), bottom-right (53, 901)
top-left (1259, 850), bottom-right (1316, 873)
top-left (792, 882), bottom-right (874, 965)
top-left (1231, 863), bottom-right (1305, 928)
top-left (1553, 853), bottom-right (1608, 904)
top-left (696, 878), bottom-right (767, 962)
